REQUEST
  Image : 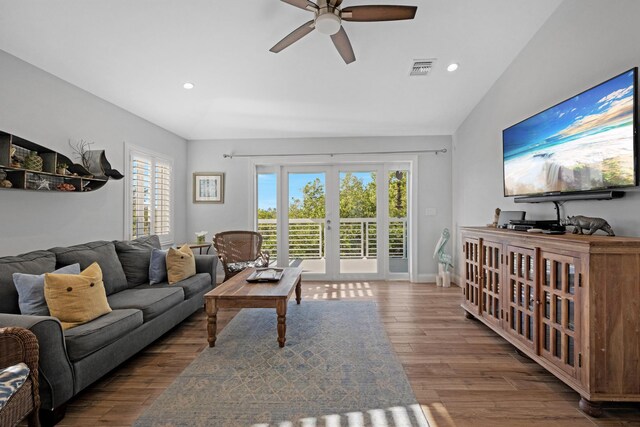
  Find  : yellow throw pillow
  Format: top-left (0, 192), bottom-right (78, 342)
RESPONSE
top-left (44, 262), bottom-right (112, 330)
top-left (166, 244), bottom-right (196, 285)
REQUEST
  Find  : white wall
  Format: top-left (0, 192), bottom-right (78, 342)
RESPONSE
top-left (0, 50), bottom-right (188, 255)
top-left (452, 0), bottom-right (640, 276)
top-left (187, 136), bottom-right (452, 281)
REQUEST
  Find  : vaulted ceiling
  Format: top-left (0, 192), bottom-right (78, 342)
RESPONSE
top-left (0, 0), bottom-right (562, 140)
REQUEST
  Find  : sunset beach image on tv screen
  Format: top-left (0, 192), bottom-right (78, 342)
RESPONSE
top-left (503, 69), bottom-right (636, 197)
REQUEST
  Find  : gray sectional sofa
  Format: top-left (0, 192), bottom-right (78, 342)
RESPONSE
top-left (0, 236), bottom-right (217, 425)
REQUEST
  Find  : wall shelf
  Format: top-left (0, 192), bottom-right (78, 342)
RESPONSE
top-left (0, 131), bottom-right (120, 193)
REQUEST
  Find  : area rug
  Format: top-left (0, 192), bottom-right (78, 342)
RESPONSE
top-left (134, 301), bottom-right (428, 427)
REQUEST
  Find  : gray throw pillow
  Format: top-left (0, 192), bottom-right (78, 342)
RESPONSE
top-left (149, 249), bottom-right (168, 285)
top-left (13, 263), bottom-right (81, 315)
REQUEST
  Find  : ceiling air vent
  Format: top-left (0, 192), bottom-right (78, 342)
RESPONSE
top-left (410, 59), bottom-right (435, 76)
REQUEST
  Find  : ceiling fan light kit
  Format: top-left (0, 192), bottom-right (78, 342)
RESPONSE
top-left (315, 13), bottom-right (341, 35)
top-left (271, 0), bottom-right (417, 64)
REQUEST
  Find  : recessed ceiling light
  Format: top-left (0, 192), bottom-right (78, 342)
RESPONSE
top-left (183, 82), bottom-right (195, 90)
top-left (447, 63), bottom-right (459, 72)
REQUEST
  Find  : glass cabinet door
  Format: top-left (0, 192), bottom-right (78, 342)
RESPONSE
top-left (463, 238), bottom-right (481, 314)
top-left (539, 252), bottom-right (580, 378)
top-left (480, 241), bottom-right (502, 327)
top-left (504, 246), bottom-right (537, 351)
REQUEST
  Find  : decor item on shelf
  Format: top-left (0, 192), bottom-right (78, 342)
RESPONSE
top-left (195, 231), bottom-right (208, 244)
top-left (433, 228), bottom-right (453, 287)
top-left (56, 162), bottom-right (68, 175)
top-left (56, 183), bottom-right (75, 192)
top-left (488, 207), bottom-right (501, 228)
top-left (35, 178), bottom-right (50, 191)
top-left (193, 172), bottom-right (224, 203)
top-left (0, 169), bottom-right (6, 181)
top-left (23, 151), bottom-right (43, 172)
top-left (562, 215), bottom-right (615, 236)
top-left (0, 180), bottom-right (11, 188)
top-left (270, 0), bottom-right (418, 64)
top-left (10, 146), bottom-right (16, 158)
top-left (68, 139), bottom-right (94, 169)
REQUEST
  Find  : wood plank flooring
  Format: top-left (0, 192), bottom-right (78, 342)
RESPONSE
top-left (53, 282), bottom-right (640, 426)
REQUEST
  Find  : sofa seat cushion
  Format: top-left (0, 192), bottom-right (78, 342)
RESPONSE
top-left (64, 309), bottom-right (143, 362)
top-left (136, 273), bottom-right (211, 300)
top-left (0, 250), bottom-right (56, 314)
top-left (50, 241), bottom-right (129, 296)
top-left (107, 288), bottom-right (184, 322)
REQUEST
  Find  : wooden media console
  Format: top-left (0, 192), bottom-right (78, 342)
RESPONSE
top-left (460, 227), bottom-right (640, 417)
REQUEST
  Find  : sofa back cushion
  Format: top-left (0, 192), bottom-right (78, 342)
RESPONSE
top-left (114, 235), bottom-right (161, 287)
top-left (49, 241), bottom-right (128, 295)
top-left (0, 250), bottom-right (56, 314)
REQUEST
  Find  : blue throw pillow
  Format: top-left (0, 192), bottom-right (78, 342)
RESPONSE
top-left (13, 263), bottom-right (81, 316)
top-left (149, 249), bottom-right (168, 285)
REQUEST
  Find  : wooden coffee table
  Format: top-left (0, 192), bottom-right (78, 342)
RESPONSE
top-left (204, 267), bottom-right (303, 348)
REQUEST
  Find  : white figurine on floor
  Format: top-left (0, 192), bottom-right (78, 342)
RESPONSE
top-left (433, 228), bottom-right (453, 287)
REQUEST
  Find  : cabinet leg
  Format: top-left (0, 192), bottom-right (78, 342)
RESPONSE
top-left (464, 310), bottom-right (475, 320)
top-left (579, 397), bottom-right (603, 418)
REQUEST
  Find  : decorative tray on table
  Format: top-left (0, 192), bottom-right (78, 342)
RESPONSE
top-left (246, 268), bottom-right (284, 283)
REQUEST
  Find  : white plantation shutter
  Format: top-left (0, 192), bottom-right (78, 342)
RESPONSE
top-left (128, 149), bottom-right (173, 243)
top-left (154, 161), bottom-right (172, 236)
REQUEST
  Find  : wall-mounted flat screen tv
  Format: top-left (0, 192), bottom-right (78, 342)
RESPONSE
top-left (503, 68), bottom-right (638, 197)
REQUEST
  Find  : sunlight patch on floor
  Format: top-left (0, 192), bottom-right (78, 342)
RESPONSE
top-left (251, 404), bottom-right (431, 426)
top-left (306, 282), bottom-right (374, 300)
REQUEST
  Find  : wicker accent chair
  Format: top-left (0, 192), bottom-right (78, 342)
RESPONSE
top-left (0, 327), bottom-right (40, 427)
top-left (213, 231), bottom-right (270, 282)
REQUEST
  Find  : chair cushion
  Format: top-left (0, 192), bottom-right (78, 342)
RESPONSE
top-left (149, 249), bottom-right (168, 285)
top-left (13, 263), bottom-right (81, 316)
top-left (44, 263), bottom-right (112, 330)
top-left (107, 287), bottom-right (184, 322)
top-left (135, 273), bottom-right (212, 300)
top-left (166, 245), bottom-right (196, 285)
top-left (114, 236), bottom-right (161, 287)
top-left (64, 309), bottom-right (143, 362)
top-left (0, 250), bottom-right (56, 314)
top-left (227, 256), bottom-right (268, 273)
top-left (0, 363), bottom-right (30, 410)
top-left (50, 241), bottom-right (128, 295)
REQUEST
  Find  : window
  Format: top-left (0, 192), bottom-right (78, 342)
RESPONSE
top-left (126, 147), bottom-right (173, 245)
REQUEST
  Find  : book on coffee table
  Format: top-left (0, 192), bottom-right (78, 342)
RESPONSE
top-left (246, 268), bottom-right (284, 283)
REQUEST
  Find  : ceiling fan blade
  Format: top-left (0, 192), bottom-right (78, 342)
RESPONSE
top-left (328, 0), bottom-right (343, 7)
top-left (281, 0), bottom-right (318, 12)
top-left (330, 26), bottom-right (355, 64)
top-left (270, 20), bottom-right (315, 53)
top-left (341, 5), bottom-right (417, 22)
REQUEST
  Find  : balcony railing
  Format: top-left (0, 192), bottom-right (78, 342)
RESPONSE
top-left (257, 218), bottom-right (407, 260)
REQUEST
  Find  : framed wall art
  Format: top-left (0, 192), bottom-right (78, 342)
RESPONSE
top-left (193, 172), bottom-right (224, 203)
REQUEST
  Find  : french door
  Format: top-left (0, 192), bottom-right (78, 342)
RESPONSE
top-left (284, 165), bottom-right (383, 280)
top-left (256, 162), bottom-right (411, 281)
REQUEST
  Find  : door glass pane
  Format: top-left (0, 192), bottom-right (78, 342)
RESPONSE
top-left (288, 172), bottom-right (326, 274)
top-left (257, 173), bottom-right (277, 262)
top-left (340, 171), bottom-right (377, 274)
top-left (568, 264), bottom-right (575, 294)
top-left (389, 170), bottom-right (408, 273)
top-left (544, 259), bottom-right (551, 286)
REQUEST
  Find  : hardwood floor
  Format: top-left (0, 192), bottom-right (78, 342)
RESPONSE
top-left (53, 282), bottom-right (640, 426)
